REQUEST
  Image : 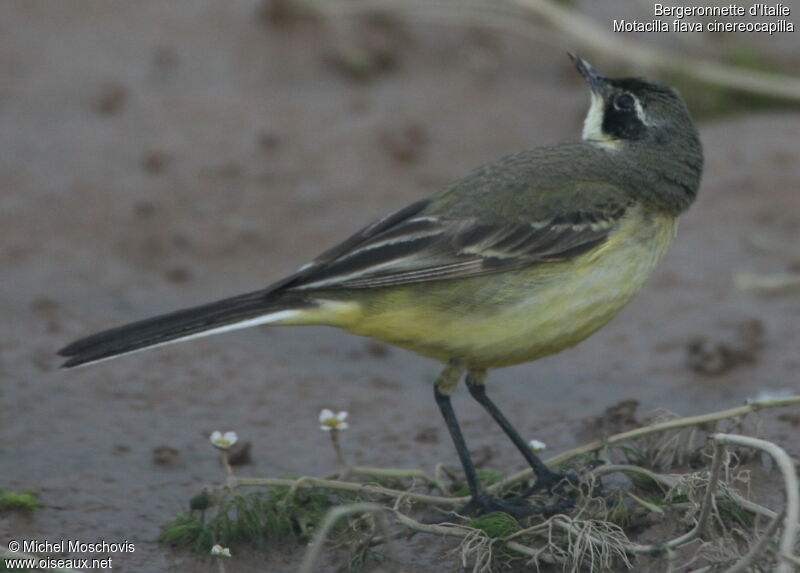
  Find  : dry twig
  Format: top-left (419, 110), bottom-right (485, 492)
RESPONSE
top-left (711, 433), bottom-right (800, 573)
top-left (201, 397), bottom-right (800, 570)
top-left (298, 0), bottom-right (800, 101)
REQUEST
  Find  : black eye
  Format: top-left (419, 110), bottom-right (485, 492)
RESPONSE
top-left (614, 94), bottom-right (635, 111)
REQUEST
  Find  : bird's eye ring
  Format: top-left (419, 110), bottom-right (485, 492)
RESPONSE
top-left (614, 93), bottom-right (636, 111)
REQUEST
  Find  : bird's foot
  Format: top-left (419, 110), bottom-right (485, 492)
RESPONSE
top-left (431, 487), bottom-right (577, 523)
top-left (511, 469), bottom-right (580, 501)
top-left (455, 491), bottom-right (545, 518)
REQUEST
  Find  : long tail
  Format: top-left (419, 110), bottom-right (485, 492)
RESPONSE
top-left (58, 290), bottom-right (310, 368)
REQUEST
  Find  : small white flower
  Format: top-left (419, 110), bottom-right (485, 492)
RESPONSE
top-left (319, 409), bottom-right (349, 431)
top-left (210, 544), bottom-right (232, 558)
top-left (210, 431), bottom-right (238, 450)
top-left (528, 439), bottom-right (547, 452)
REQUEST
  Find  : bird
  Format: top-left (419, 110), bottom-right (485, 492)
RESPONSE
top-left (59, 55), bottom-right (703, 516)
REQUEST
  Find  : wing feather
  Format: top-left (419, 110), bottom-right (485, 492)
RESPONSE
top-left (278, 202), bottom-right (627, 292)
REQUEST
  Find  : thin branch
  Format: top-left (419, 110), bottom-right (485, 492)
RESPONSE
top-left (488, 396), bottom-right (800, 493)
top-left (297, 503), bottom-right (396, 573)
top-left (649, 441), bottom-right (726, 551)
top-left (347, 465), bottom-right (447, 491)
top-left (229, 397), bottom-right (799, 521)
top-left (507, 0), bottom-right (800, 101)
top-left (504, 540), bottom-right (559, 564)
top-left (592, 463), bottom-right (679, 489)
top-left (300, 0), bottom-right (800, 102)
top-left (220, 450), bottom-right (233, 480)
top-left (721, 509), bottom-right (785, 573)
top-left (392, 510), bottom-right (473, 537)
top-left (551, 516), bottom-right (646, 557)
top-left (712, 433), bottom-right (800, 573)
top-left (394, 511), bottom-right (563, 564)
top-left (217, 400), bottom-right (800, 570)
top-left (782, 553), bottom-right (800, 566)
top-left (329, 429), bottom-right (349, 478)
top-left (303, 0), bottom-right (561, 45)
top-left (595, 464), bottom-right (798, 528)
top-left (231, 475), bottom-right (466, 506)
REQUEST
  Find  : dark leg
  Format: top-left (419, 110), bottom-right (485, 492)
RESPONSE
top-left (433, 381), bottom-right (481, 499)
top-left (433, 363), bottom-right (543, 517)
top-left (465, 370), bottom-right (570, 493)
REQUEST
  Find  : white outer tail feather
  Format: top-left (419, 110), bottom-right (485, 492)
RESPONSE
top-left (70, 309), bottom-right (304, 368)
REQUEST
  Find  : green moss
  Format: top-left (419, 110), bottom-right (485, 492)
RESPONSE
top-left (336, 544), bottom-right (388, 573)
top-left (717, 497), bottom-right (753, 528)
top-left (160, 486), bottom-right (356, 553)
top-left (468, 511), bottom-right (521, 538)
top-left (158, 512), bottom-right (208, 550)
top-left (477, 469), bottom-right (505, 486)
top-left (603, 492), bottom-right (632, 527)
top-left (0, 489), bottom-right (39, 512)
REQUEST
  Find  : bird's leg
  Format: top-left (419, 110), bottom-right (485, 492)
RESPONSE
top-left (465, 370), bottom-right (574, 497)
top-left (433, 362), bottom-right (543, 517)
top-left (433, 362), bottom-right (479, 496)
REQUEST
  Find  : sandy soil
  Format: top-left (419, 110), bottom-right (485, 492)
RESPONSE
top-left (1, 1), bottom-right (799, 571)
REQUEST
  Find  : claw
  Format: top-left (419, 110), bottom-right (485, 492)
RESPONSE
top-left (506, 469), bottom-right (579, 502)
top-left (456, 492), bottom-right (546, 518)
top-left (437, 482), bottom-right (579, 522)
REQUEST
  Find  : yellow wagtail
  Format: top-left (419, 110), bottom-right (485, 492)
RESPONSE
top-left (59, 55), bottom-right (703, 516)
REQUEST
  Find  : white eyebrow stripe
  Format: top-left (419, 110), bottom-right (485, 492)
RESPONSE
top-left (633, 96), bottom-right (651, 126)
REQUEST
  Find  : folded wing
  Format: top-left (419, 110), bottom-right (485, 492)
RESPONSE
top-left (280, 201), bottom-right (626, 291)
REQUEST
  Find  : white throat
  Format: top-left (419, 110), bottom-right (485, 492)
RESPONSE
top-left (582, 92), bottom-right (606, 141)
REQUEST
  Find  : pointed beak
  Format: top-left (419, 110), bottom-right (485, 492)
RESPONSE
top-left (568, 53), bottom-right (607, 94)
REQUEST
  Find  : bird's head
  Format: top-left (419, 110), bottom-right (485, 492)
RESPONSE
top-left (570, 54), bottom-right (699, 150)
top-left (569, 54), bottom-right (703, 213)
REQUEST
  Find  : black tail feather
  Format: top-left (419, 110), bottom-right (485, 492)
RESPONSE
top-left (58, 289), bottom-right (305, 368)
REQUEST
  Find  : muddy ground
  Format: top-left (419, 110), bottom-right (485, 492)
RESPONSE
top-left (1, 1), bottom-right (799, 571)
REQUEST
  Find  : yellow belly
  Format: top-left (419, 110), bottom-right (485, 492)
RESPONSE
top-left (296, 207), bottom-right (677, 369)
